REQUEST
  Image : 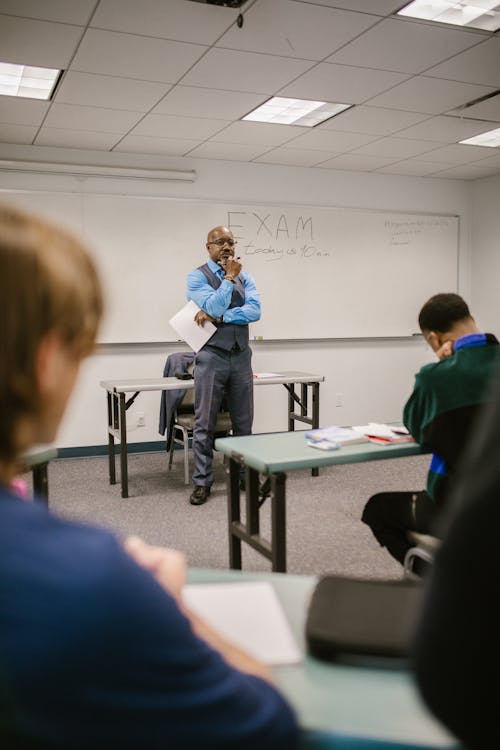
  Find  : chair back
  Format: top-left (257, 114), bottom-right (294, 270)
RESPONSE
top-left (176, 362), bottom-right (195, 413)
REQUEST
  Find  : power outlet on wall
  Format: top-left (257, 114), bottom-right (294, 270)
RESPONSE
top-left (137, 412), bottom-right (146, 427)
top-left (335, 393), bottom-right (343, 407)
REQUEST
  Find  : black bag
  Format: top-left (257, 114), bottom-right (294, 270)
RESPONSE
top-left (305, 576), bottom-right (422, 663)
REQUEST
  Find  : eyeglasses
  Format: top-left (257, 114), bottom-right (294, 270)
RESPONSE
top-left (209, 239), bottom-right (237, 247)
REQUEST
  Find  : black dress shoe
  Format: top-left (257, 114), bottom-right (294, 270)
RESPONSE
top-left (189, 485), bottom-right (211, 505)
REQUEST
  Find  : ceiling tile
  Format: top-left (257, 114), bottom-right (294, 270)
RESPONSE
top-left (395, 115), bottom-right (500, 143)
top-left (449, 95), bottom-right (500, 122)
top-left (0, 13), bottom-right (84, 67)
top-left (319, 105), bottom-right (430, 135)
top-left (188, 142), bottom-right (268, 161)
top-left (0, 123), bottom-right (37, 143)
top-left (418, 143), bottom-right (495, 164)
top-left (352, 136), bottom-right (439, 158)
top-left (327, 18), bottom-right (481, 74)
top-left (286, 128), bottom-right (379, 152)
top-left (181, 48), bottom-right (313, 94)
top-left (34, 128), bottom-right (120, 150)
top-left (44, 103), bottom-right (143, 133)
top-left (291, 0), bottom-right (405, 13)
top-left (113, 134), bottom-right (199, 155)
top-left (71, 29), bottom-right (207, 83)
top-left (0, 97), bottom-right (49, 125)
top-left (254, 146), bottom-right (337, 166)
top-left (279, 63), bottom-right (409, 103)
top-left (366, 76), bottom-right (495, 114)
top-left (152, 86), bottom-right (267, 120)
top-left (317, 153), bottom-right (396, 170)
top-left (432, 163), bottom-right (500, 179)
top-left (91, 0), bottom-right (236, 45)
top-left (55, 72), bottom-right (170, 112)
top-left (217, 0), bottom-right (379, 61)
top-left (474, 153), bottom-right (500, 168)
top-left (0, 0), bottom-right (95, 24)
top-left (376, 159), bottom-right (454, 176)
top-left (211, 121), bottom-right (305, 146)
top-left (425, 38), bottom-right (500, 88)
top-left (130, 113), bottom-right (228, 140)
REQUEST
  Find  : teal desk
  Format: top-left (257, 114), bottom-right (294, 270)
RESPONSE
top-left (101, 371), bottom-right (324, 498)
top-left (215, 431), bottom-right (425, 573)
top-left (187, 568), bottom-right (458, 749)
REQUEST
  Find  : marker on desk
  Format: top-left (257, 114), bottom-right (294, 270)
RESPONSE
top-left (253, 336), bottom-right (263, 341)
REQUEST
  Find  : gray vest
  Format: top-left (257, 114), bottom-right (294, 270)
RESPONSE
top-left (198, 264), bottom-right (249, 352)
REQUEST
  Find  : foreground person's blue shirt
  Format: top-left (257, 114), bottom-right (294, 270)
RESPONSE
top-left (0, 489), bottom-right (299, 749)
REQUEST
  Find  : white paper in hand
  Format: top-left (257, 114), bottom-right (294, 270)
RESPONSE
top-left (169, 300), bottom-right (216, 353)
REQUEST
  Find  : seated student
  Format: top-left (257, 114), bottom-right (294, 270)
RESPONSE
top-left (413, 368), bottom-right (500, 750)
top-left (361, 293), bottom-right (500, 567)
top-left (0, 204), bottom-right (299, 750)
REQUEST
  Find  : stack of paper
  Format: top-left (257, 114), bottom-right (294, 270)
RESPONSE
top-left (183, 581), bottom-right (301, 666)
top-left (169, 300), bottom-right (216, 353)
top-left (352, 423), bottom-right (414, 445)
top-left (305, 426), bottom-right (369, 451)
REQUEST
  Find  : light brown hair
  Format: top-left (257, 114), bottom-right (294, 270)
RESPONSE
top-left (0, 203), bottom-right (103, 461)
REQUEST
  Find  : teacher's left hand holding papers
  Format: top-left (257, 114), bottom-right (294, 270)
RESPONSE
top-left (195, 310), bottom-right (216, 327)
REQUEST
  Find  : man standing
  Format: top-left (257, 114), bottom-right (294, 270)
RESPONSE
top-left (187, 225), bottom-right (261, 505)
top-left (361, 293), bottom-right (500, 567)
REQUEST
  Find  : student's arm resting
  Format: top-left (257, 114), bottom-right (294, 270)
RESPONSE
top-left (126, 536), bottom-right (273, 683)
top-left (222, 271), bottom-right (261, 325)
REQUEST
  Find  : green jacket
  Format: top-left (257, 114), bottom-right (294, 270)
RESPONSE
top-left (404, 333), bottom-right (500, 502)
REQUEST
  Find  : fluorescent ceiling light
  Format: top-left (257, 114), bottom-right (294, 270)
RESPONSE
top-left (242, 97), bottom-right (352, 127)
top-left (460, 126), bottom-right (500, 146)
top-left (397, 1), bottom-right (500, 31)
top-left (0, 160), bottom-right (197, 181)
top-left (0, 62), bottom-right (60, 99)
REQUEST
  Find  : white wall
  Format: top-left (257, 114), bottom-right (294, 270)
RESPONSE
top-left (470, 174), bottom-right (500, 337)
top-left (0, 150), bottom-right (470, 450)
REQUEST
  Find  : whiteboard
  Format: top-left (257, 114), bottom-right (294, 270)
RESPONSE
top-left (0, 189), bottom-right (459, 342)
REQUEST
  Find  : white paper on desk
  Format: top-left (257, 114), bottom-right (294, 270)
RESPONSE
top-left (183, 581), bottom-right (302, 666)
top-left (353, 423), bottom-right (409, 438)
top-left (169, 300), bottom-right (216, 353)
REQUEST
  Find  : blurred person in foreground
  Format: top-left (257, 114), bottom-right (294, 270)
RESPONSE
top-left (413, 363), bottom-right (500, 750)
top-left (0, 204), bottom-right (298, 750)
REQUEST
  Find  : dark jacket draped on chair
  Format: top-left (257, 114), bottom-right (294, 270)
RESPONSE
top-left (158, 352), bottom-right (195, 450)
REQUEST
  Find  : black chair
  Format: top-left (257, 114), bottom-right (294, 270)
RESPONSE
top-left (404, 531), bottom-right (440, 580)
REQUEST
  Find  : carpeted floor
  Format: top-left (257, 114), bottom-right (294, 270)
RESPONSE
top-left (35, 449), bottom-right (430, 579)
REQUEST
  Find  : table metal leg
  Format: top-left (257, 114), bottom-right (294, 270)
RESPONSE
top-left (271, 473), bottom-right (287, 573)
top-left (228, 458), bottom-right (242, 569)
top-left (119, 392), bottom-right (129, 498)
top-left (32, 463), bottom-right (49, 506)
top-left (107, 391), bottom-right (116, 485)
top-left (312, 381), bottom-right (320, 429)
top-left (246, 466), bottom-right (260, 535)
top-left (288, 384), bottom-right (295, 432)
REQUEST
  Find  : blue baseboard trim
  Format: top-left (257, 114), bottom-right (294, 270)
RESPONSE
top-left (57, 441), bottom-right (167, 459)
